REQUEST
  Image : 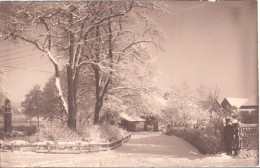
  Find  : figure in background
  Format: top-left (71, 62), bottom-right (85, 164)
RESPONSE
top-left (232, 119), bottom-right (240, 156)
top-left (224, 118), bottom-right (233, 155)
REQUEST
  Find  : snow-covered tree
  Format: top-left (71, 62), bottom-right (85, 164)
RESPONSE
top-left (41, 75), bottom-right (66, 122)
top-left (104, 57), bottom-right (166, 119)
top-left (77, 2), bottom-right (167, 124)
top-left (0, 68), bottom-right (8, 114)
top-left (0, 2), bottom-right (168, 129)
top-left (163, 84), bottom-right (209, 128)
top-left (22, 84), bottom-right (43, 126)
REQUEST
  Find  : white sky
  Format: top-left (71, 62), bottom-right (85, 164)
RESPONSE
top-left (0, 0), bottom-right (258, 106)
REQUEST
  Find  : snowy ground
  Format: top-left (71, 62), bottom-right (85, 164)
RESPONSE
top-left (1, 132), bottom-right (258, 167)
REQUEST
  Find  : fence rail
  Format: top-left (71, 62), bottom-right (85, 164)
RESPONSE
top-left (0, 133), bottom-right (131, 154)
top-left (0, 121), bottom-right (38, 128)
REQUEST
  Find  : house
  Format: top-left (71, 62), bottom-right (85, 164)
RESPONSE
top-left (119, 113), bottom-right (159, 132)
top-left (119, 112), bottom-right (146, 132)
top-left (240, 95), bottom-right (258, 110)
top-left (221, 98), bottom-right (249, 110)
top-left (199, 100), bottom-right (224, 113)
top-left (221, 98), bottom-right (248, 116)
top-left (239, 95), bottom-right (259, 124)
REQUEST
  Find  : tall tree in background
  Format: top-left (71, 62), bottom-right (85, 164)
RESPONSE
top-left (208, 86), bottom-right (220, 103)
top-left (0, 1), bottom-right (168, 129)
top-left (41, 75), bottom-right (66, 122)
top-left (22, 84), bottom-right (43, 126)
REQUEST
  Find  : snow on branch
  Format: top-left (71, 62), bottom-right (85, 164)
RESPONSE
top-left (10, 33), bottom-right (44, 51)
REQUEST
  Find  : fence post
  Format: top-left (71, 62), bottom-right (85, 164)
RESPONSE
top-left (79, 142), bottom-right (82, 152)
top-left (4, 99), bottom-right (12, 133)
top-left (47, 142), bottom-right (50, 153)
top-left (11, 143), bottom-right (14, 152)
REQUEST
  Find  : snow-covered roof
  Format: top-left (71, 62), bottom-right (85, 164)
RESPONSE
top-left (241, 95), bottom-right (258, 107)
top-left (120, 112), bottom-right (145, 122)
top-left (225, 98), bottom-right (248, 108)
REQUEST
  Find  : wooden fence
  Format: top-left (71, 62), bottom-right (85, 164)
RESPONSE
top-left (0, 133), bottom-right (131, 154)
top-left (239, 124), bottom-right (258, 150)
top-left (0, 121), bottom-right (38, 128)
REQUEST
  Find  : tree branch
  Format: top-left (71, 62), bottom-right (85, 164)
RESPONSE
top-left (10, 33), bottom-right (44, 51)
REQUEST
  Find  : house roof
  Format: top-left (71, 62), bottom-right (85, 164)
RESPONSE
top-left (241, 95), bottom-right (258, 107)
top-left (199, 101), bottom-right (212, 110)
top-left (120, 112), bottom-right (145, 122)
top-left (225, 98), bottom-right (248, 108)
top-left (199, 100), bottom-right (223, 110)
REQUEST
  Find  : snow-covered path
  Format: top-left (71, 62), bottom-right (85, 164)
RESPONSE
top-left (1, 132), bottom-right (258, 167)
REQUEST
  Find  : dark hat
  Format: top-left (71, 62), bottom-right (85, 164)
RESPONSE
top-left (225, 118), bottom-right (231, 122)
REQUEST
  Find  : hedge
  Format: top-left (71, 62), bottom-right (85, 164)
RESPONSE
top-left (166, 127), bottom-right (225, 154)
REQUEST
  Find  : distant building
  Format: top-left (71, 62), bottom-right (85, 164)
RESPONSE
top-left (239, 95), bottom-right (259, 124)
top-left (119, 112), bottom-right (146, 132)
top-left (221, 96), bottom-right (259, 124)
top-left (240, 95), bottom-right (258, 110)
top-left (199, 100), bottom-right (224, 113)
top-left (119, 113), bottom-right (159, 132)
top-left (221, 98), bottom-right (248, 110)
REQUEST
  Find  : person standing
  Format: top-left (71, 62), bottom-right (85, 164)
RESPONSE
top-left (224, 118), bottom-right (233, 155)
top-left (232, 119), bottom-right (240, 155)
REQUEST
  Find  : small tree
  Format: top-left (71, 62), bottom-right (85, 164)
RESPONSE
top-left (22, 84), bottom-right (43, 126)
top-left (41, 76), bottom-right (66, 122)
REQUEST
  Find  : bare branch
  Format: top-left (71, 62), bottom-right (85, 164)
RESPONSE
top-left (10, 33), bottom-right (44, 51)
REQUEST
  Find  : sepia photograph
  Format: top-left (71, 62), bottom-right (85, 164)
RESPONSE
top-left (0, 0), bottom-right (258, 167)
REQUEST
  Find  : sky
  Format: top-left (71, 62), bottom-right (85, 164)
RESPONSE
top-left (0, 0), bottom-right (258, 106)
top-left (155, 0), bottom-right (258, 102)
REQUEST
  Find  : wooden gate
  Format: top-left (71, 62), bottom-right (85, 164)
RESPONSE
top-left (239, 123), bottom-right (258, 150)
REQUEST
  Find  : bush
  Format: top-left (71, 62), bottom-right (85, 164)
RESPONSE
top-left (77, 122), bottom-right (107, 143)
top-left (29, 120), bottom-right (129, 144)
top-left (99, 123), bottom-right (127, 142)
top-left (30, 120), bottom-right (80, 142)
top-left (13, 125), bottom-right (37, 136)
top-left (0, 125), bottom-right (37, 139)
top-left (167, 127), bottom-right (225, 154)
top-left (77, 122), bottom-right (128, 143)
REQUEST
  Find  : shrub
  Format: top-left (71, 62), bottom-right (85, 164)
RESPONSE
top-left (99, 123), bottom-right (127, 142)
top-left (30, 120), bottom-right (80, 142)
top-left (167, 127), bottom-right (225, 154)
top-left (30, 120), bottom-right (129, 143)
top-left (77, 122), bottom-right (107, 143)
top-left (13, 125), bottom-right (37, 136)
top-left (77, 122), bottom-right (128, 143)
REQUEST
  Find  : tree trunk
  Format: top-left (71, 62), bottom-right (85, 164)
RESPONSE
top-left (94, 102), bottom-right (101, 124)
top-left (66, 10), bottom-right (78, 130)
top-left (93, 19), bottom-right (113, 125)
top-left (36, 94), bottom-right (39, 127)
top-left (67, 65), bottom-right (77, 130)
top-left (93, 66), bottom-right (100, 124)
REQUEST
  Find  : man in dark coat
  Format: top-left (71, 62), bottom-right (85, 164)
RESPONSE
top-left (224, 118), bottom-right (233, 155)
